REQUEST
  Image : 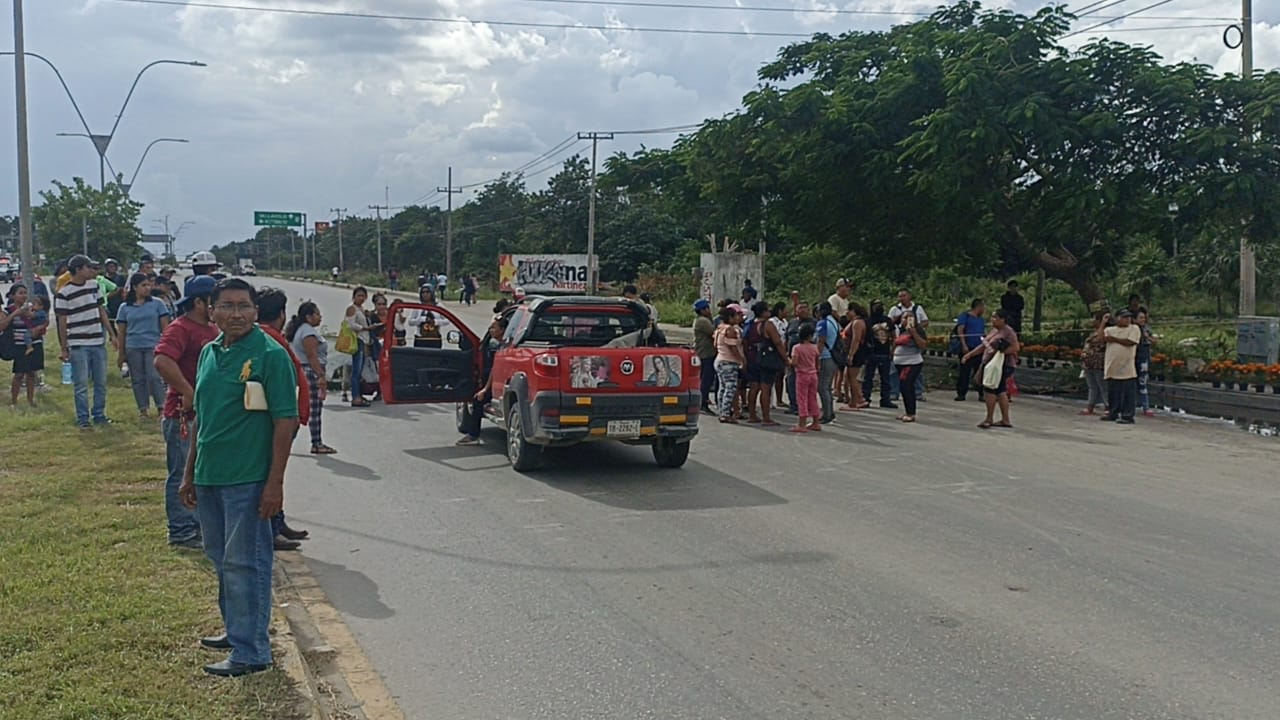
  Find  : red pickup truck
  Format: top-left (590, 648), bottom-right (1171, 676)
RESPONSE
top-left (378, 297), bottom-right (702, 471)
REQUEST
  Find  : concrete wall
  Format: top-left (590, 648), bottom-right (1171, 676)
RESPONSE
top-left (699, 253), bottom-right (764, 304)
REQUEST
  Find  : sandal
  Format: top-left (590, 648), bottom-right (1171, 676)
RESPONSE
top-left (900, 416), bottom-right (917, 423)
top-left (351, 399), bottom-right (371, 407)
top-left (994, 421), bottom-right (1013, 428)
top-left (807, 424), bottom-right (822, 432)
top-left (788, 426), bottom-right (809, 433)
top-left (760, 420), bottom-right (780, 427)
top-left (310, 444), bottom-right (337, 454)
top-left (746, 417), bottom-right (762, 424)
top-left (718, 416), bottom-right (738, 424)
top-left (978, 421), bottom-right (994, 429)
top-left (838, 405), bottom-right (861, 412)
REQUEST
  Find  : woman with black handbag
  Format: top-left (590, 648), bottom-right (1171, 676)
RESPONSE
top-left (743, 301), bottom-right (790, 427)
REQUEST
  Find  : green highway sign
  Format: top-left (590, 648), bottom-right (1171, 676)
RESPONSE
top-left (254, 211), bottom-right (303, 227)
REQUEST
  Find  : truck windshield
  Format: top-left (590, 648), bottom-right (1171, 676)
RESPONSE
top-left (524, 307), bottom-right (644, 347)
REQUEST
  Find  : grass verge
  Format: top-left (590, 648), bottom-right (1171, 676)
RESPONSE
top-left (0, 337), bottom-right (305, 720)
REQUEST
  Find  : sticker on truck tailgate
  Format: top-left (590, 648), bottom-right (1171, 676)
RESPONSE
top-left (637, 355), bottom-right (682, 387)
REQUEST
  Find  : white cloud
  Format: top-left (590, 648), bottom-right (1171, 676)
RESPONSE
top-left (0, 1), bottom-right (1273, 255)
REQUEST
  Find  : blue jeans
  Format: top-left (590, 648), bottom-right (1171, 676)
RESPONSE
top-left (350, 341), bottom-right (366, 400)
top-left (196, 482), bottom-right (274, 666)
top-left (862, 354), bottom-right (893, 404)
top-left (162, 418), bottom-right (200, 544)
top-left (818, 357), bottom-right (836, 420)
top-left (127, 347), bottom-right (166, 413)
top-left (70, 344), bottom-right (108, 426)
top-left (889, 361), bottom-right (926, 401)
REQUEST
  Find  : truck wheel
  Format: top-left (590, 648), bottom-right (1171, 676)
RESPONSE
top-left (506, 405), bottom-right (542, 471)
top-left (652, 438), bottom-right (690, 468)
top-left (456, 402), bottom-right (471, 434)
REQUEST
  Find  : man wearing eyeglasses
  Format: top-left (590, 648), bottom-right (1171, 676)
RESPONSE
top-left (178, 278), bottom-right (298, 677)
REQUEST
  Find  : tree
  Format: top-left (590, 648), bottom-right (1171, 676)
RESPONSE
top-left (32, 178), bottom-right (144, 264)
top-left (598, 203), bottom-right (684, 281)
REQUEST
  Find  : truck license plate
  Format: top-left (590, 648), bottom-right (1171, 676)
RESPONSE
top-left (607, 420), bottom-right (641, 437)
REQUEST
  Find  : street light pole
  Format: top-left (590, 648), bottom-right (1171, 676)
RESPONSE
top-left (330, 208), bottom-right (346, 270)
top-left (11, 0), bottom-right (35, 281)
top-left (1238, 0), bottom-right (1255, 316)
top-left (124, 137), bottom-right (189, 193)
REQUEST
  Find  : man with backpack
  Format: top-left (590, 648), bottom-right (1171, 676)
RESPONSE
top-left (889, 289), bottom-right (929, 402)
top-left (814, 302), bottom-right (841, 424)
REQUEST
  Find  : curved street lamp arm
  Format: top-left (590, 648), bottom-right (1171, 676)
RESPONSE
top-left (129, 138), bottom-right (189, 188)
top-left (110, 60), bottom-right (204, 142)
top-left (0, 51), bottom-right (94, 141)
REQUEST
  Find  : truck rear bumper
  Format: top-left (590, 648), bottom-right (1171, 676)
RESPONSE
top-left (527, 390), bottom-right (701, 445)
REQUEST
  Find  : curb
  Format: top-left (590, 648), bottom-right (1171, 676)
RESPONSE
top-left (274, 552), bottom-right (407, 720)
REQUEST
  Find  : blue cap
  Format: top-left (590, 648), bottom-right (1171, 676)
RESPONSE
top-left (693, 298), bottom-right (711, 312)
top-left (178, 275), bottom-right (217, 310)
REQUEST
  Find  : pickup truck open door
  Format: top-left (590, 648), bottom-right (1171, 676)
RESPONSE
top-left (378, 302), bottom-right (482, 404)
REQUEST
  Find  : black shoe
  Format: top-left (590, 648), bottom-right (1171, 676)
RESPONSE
top-left (200, 633), bottom-right (232, 650)
top-left (279, 523), bottom-right (309, 541)
top-left (170, 537), bottom-right (203, 550)
top-left (203, 659), bottom-right (271, 677)
top-left (1116, 418), bottom-right (1135, 424)
top-left (954, 395), bottom-right (966, 401)
top-left (879, 402), bottom-right (898, 409)
top-left (273, 536), bottom-right (301, 551)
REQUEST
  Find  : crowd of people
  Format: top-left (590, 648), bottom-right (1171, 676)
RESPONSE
top-left (0, 253), bottom-right (342, 677)
top-left (687, 278), bottom-right (1155, 432)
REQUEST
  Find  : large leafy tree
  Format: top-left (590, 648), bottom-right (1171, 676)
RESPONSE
top-left (33, 178), bottom-right (143, 264)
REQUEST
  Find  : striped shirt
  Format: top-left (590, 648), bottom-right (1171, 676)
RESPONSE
top-left (55, 281), bottom-right (106, 347)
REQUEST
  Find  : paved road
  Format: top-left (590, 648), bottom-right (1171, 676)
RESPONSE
top-left (262, 276), bottom-right (1280, 720)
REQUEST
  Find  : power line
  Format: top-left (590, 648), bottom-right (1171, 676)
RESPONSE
top-left (1064, 0), bottom-right (1178, 37)
top-left (1073, 22), bottom-right (1226, 34)
top-left (1074, 0), bottom-right (1136, 18)
top-left (510, 0), bottom-right (927, 17)
top-left (607, 123), bottom-right (702, 135)
top-left (103, 0), bottom-right (818, 38)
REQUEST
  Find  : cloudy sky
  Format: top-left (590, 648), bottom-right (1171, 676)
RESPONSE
top-left (1, 0), bottom-right (1276, 258)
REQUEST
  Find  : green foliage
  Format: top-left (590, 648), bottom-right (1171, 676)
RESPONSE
top-left (32, 178), bottom-right (143, 264)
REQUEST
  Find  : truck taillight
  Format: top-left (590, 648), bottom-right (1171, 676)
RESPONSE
top-left (535, 354), bottom-right (559, 368)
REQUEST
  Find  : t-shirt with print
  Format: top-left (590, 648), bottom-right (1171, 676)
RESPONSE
top-left (155, 315), bottom-right (220, 420)
top-left (1103, 325), bottom-right (1142, 380)
top-left (116, 298), bottom-right (170, 350)
top-left (54, 281), bottom-right (105, 347)
top-left (193, 325), bottom-right (298, 487)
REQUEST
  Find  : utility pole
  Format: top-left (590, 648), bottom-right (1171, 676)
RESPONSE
top-left (1238, 0), bottom-right (1255, 316)
top-left (437, 167), bottom-right (462, 281)
top-left (368, 203), bottom-right (384, 275)
top-left (578, 132), bottom-right (613, 295)
top-left (330, 207), bottom-right (346, 270)
top-left (12, 0), bottom-right (35, 280)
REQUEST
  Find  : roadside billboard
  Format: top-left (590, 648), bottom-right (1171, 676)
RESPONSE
top-left (499, 254), bottom-right (589, 293)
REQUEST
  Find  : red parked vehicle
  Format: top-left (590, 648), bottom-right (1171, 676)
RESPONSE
top-left (379, 296), bottom-right (702, 471)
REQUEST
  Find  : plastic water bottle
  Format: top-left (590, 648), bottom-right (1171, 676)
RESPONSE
top-left (61, 361), bottom-right (73, 385)
top-left (120, 362), bottom-right (130, 379)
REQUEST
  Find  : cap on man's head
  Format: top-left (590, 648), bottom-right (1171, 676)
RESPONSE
top-left (836, 277), bottom-right (850, 288)
top-left (1116, 309), bottom-right (1134, 318)
top-left (161, 266), bottom-right (176, 275)
top-left (692, 298), bottom-right (711, 312)
top-left (178, 275), bottom-right (217, 310)
top-left (104, 257), bottom-right (119, 267)
top-left (140, 253), bottom-right (155, 264)
top-left (68, 254), bottom-right (100, 272)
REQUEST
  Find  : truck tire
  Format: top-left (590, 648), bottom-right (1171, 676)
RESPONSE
top-left (652, 438), bottom-right (690, 468)
top-left (506, 405), bottom-right (542, 471)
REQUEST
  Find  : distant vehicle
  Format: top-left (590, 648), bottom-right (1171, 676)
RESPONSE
top-left (237, 258), bottom-right (256, 276)
top-left (0, 256), bottom-right (19, 282)
top-left (379, 296), bottom-right (701, 471)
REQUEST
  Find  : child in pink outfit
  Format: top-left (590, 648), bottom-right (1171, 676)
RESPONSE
top-left (790, 324), bottom-right (821, 432)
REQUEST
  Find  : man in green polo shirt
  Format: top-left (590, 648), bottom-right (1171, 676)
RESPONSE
top-left (179, 278), bottom-right (298, 677)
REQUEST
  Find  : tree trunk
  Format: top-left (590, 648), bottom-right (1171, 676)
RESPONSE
top-left (1002, 220), bottom-right (1105, 314)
